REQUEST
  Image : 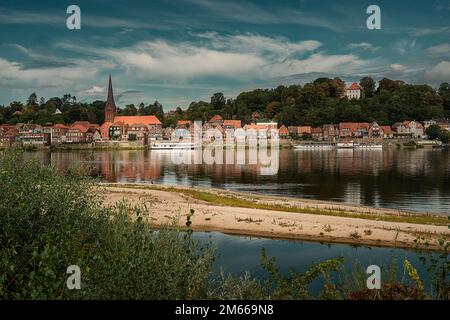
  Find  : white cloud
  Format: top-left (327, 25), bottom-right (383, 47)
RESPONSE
top-left (348, 42), bottom-right (380, 52)
top-left (411, 27), bottom-right (450, 37)
top-left (56, 34), bottom-right (371, 81)
top-left (81, 86), bottom-right (105, 96)
top-left (427, 43), bottom-right (450, 55)
top-left (199, 32), bottom-right (322, 58)
top-left (425, 61), bottom-right (450, 83)
top-left (390, 64), bottom-right (406, 72)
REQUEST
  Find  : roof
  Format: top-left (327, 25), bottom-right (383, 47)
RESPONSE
top-left (339, 122), bottom-right (370, 132)
top-left (311, 127), bottom-right (323, 134)
top-left (113, 115), bottom-right (162, 126)
top-left (347, 83), bottom-right (361, 90)
top-left (177, 120), bottom-right (192, 126)
top-left (52, 123), bottom-right (68, 129)
top-left (278, 125), bottom-right (289, 133)
top-left (223, 120), bottom-right (241, 129)
top-left (381, 126), bottom-right (393, 134)
top-left (208, 115), bottom-right (223, 123)
top-left (69, 124), bottom-right (89, 133)
top-left (298, 126), bottom-right (312, 134)
top-left (245, 124), bottom-right (268, 130)
top-left (105, 75), bottom-right (117, 111)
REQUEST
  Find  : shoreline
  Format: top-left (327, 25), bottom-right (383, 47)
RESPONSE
top-left (100, 183), bottom-right (450, 251)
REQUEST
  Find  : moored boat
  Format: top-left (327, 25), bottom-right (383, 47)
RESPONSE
top-left (150, 142), bottom-right (201, 150)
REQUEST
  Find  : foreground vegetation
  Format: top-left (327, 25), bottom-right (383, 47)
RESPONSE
top-left (0, 150), bottom-right (448, 299)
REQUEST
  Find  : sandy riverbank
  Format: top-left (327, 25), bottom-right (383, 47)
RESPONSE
top-left (100, 184), bottom-right (449, 250)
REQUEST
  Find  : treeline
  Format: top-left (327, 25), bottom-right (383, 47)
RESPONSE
top-left (1, 77), bottom-right (450, 127)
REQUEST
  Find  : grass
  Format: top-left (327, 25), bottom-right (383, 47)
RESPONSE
top-left (101, 183), bottom-right (450, 227)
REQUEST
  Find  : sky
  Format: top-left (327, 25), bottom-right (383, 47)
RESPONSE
top-left (0, 0), bottom-right (449, 110)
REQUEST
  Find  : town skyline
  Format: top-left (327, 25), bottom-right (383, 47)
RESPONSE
top-left (1, 0), bottom-right (450, 108)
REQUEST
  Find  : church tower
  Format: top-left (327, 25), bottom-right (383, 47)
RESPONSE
top-left (104, 75), bottom-right (117, 123)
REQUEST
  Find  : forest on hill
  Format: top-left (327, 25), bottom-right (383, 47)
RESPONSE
top-left (1, 77), bottom-right (449, 128)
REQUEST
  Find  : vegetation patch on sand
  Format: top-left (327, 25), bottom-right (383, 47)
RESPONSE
top-left (102, 183), bottom-right (449, 227)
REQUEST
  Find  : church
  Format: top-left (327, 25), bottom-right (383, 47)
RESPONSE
top-left (100, 76), bottom-right (163, 142)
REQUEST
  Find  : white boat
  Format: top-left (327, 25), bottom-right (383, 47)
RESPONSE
top-left (356, 144), bottom-right (383, 149)
top-left (337, 141), bottom-right (356, 149)
top-left (150, 142), bottom-right (201, 150)
top-left (294, 144), bottom-right (335, 150)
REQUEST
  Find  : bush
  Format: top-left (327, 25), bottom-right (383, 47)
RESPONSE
top-left (0, 149), bottom-right (215, 299)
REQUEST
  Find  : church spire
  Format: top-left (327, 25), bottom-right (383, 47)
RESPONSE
top-left (104, 74), bottom-right (117, 123)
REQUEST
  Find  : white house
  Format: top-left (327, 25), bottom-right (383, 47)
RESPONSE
top-left (345, 83), bottom-right (362, 100)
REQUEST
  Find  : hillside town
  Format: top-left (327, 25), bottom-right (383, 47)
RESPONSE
top-left (0, 77), bottom-right (449, 148)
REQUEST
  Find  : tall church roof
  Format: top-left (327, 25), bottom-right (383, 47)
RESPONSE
top-left (105, 75), bottom-right (116, 111)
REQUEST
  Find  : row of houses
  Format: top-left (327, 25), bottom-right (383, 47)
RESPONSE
top-left (2, 116), bottom-right (449, 147)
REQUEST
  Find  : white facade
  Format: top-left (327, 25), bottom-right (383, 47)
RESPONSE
top-left (345, 83), bottom-right (362, 100)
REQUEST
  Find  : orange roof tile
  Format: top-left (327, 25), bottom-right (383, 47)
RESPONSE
top-left (348, 83), bottom-right (361, 90)
top-left (279, 125), bottom-right (289, 134)
top-left (298, 126), bottom-right (312, 134)
top-left (223, 120), bottom-right (242, 129)
top-left (209, 115), bottom-right (223, 123)
top-left (114, 116), bottom-right (161, 126)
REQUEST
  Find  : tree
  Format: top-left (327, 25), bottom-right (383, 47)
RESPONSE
top-left (438, 130), bottom-right (450, 144)
top-left (425, 124), bottom-right (442, 140)
top-left (360, 76), bottom-right (376, 98)
top-left (27, 93), bottom-right (38, 106)
top-left (121, 104), bottom-right (138, 116)
top-left (210, 92), bottom-right (226, 110)
top-left (378, 78), bottom-right (402, 92)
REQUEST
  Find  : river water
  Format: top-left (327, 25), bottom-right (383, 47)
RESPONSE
top-left (20, 148), bottom-right (450, 289)
top-left (28, 148), bottom-right (450, 215)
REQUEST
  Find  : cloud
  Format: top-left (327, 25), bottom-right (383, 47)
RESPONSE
top-left (56, 33), bottom-right (372, 81)
top-left (348, 42), bottom-right (380, 52)
top-left (184, 0), bottom-right (341, 31)
top-left (0, 8), bottom-right (180, 30)
top-left (81, 86), bottom-right (105, 96)
top-left (394, 39), bottom-right (417, 55)
top-left (427, 43), bottom-right (450, 55)
top-left (425, 61), bottom-right (450, 83)
top-left (390, 64), bottom-right (407, 72)
top-left (410, 27), bottom-right (450, 37)
top-left (197, 32), bottom-right (322, 58)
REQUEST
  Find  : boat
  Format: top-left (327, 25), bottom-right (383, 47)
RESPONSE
top-left (294, 143), bottom-right (335, 150)
top-left (356, 144), bottom-right (383, 149)
top-left (150, 142), bottom-right (201, 150)
top-left (336, 141), bottom-right (357, 149)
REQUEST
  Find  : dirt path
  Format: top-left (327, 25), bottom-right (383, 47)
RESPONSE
top-left (100, 185), bottom-right (450, 250)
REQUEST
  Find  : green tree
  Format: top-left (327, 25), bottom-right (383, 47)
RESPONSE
top-left (210, 92), bottom-right (226, 110)
top-left (26, 92), bottom-right (38, 106)
top-left (425, 124), bottom-right (442, 140)
top-left (360, 76), bottom-right (376, 98)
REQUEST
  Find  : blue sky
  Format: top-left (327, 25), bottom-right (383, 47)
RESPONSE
top-left (0, 0), bottom-right (449, 109)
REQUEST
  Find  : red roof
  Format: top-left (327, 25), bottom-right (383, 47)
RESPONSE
top-left (113, 116), bottom-right (161, 126)
top-left (339, 122), bottom-right (370, 133)
top-left (209, 115), bottom-right (223, 123)
top-left (69, 124), bottom-right (89, 133)
top-left (381, 126), bottom-right (393, 134)
top-left (348, 83), bottom-right (361, 90)
top-left (52, 124), bottom-right (68, 129)
top-left (279, 125), bottom-right (289, 134)
top-left (298, 126), bottom-right (312, 134)
top-left (177, 120), bottom-right (192, 126)
top-left (223, 120), bottom-right (241, 129)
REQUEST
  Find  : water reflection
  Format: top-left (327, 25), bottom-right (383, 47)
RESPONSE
top-left (26, 148), bottom-right (450, 214)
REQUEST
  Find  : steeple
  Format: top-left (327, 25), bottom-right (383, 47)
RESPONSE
top-left (104, 74), bottom-right (117, 123)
